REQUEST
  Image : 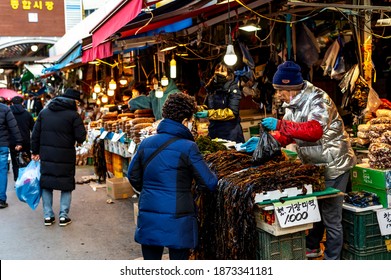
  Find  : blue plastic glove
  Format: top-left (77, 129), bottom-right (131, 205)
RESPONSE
top-left (262, 117), bottom-right (278, 131)
top-left (194, 110), bottom-right (208, 118)
top-left (240, 136), bottom-right (260, 153)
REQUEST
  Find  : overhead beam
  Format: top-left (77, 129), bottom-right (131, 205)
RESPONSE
top-left (287, 0), bottom-right (391, 11)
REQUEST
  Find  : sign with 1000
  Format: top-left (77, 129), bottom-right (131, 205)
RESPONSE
top-left (273, 197), bottom-right (321, 228)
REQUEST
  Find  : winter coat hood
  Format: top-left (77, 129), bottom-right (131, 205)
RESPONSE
top-left (157, 118), bottom-right (194, 141)
top-left (10, 104), bottom-right (26, 115)
top-left (48, 97), bottom-right (77, 112)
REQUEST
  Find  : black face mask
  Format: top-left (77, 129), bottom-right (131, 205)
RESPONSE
top-left (214, 74), bottom-right (227, 84)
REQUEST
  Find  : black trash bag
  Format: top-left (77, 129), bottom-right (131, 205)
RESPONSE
top-left (252, 125), bottom-right (281, 165)
top-left (16, 152), bottom-right (31, 168)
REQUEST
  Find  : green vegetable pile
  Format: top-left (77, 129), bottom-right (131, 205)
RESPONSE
top-left (195, 136), bottom-right (227, 154)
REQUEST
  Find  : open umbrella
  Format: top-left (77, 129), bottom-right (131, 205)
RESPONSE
top-left (0, 89), bottom-right (23, 101)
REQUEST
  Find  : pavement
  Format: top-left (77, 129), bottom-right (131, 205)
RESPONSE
top-left (0, 165), bottom-right (143, 260)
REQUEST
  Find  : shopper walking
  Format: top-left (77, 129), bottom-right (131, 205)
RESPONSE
top-left (31, 88), bottom-right (86, 226)
top-left (0, 101), bottom-right (23, 208)
top-left (9, 96), bottom-right (35, 181)
top-left (251, 61), bottom-right (356, 259)
top-left (128, 92), bottom-right (218, 260)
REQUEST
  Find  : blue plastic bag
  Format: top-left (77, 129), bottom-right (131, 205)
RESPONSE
top-left (15, 160), bottom-right (42, 210)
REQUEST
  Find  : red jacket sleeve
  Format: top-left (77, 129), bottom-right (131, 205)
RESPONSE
top-left (270, 131), bottom-right (294, 147)
top-left (277, 119), bottom-right (323, 142)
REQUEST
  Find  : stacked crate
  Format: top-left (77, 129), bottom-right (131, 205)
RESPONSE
top-left (341, 209), bottom-right (391, 260)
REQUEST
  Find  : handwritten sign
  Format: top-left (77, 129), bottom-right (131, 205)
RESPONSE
top-left (273, 197), bottom-right (321, 228)
top-left (128, 141), bottom-right (137, 154)
top-left (376, 208), bottom-right (391, 236)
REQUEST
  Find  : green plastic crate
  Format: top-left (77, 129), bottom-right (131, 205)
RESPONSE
top-left (256, 229), bottom-right (306, 260)
top-left (341, 247), bottom-right (391, 260)
top-left (342, 209), bottom-right (388, 251)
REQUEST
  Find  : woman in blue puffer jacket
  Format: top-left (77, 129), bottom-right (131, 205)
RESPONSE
top-left (127, 92), bottom-right (218, 260)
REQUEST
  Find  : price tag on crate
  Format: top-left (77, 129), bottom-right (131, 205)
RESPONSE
top-left (273, 197), bottom-right (321, 228)
top-left (376, 208), bottom-right (391, 236)
top-left (128, 141), bottom-right (137, 154)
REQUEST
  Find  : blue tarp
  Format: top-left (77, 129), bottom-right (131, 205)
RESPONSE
top-left (42, 45), bottom-right (82, 73)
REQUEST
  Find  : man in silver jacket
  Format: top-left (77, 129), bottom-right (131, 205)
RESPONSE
top-left (260, 61), bottom-right (356, 260)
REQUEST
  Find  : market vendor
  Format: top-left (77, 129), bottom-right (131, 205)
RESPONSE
top-left (127, 74), bottom-right (180, 120)
top-left (128, 81), bottom-right (149, 112)
top-left (242, 61), bottom-right (356, 260)
top-left (195, 63), bottom-right (245, 143)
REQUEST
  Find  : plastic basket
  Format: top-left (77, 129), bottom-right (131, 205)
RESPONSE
top-left (341, 247), bottom-right (391, 260)
top-left (342, 209), bottom-right (388, 251)
top-left (256, 229), bottom-right (306, 260)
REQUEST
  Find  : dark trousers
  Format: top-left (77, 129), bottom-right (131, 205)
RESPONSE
top-left (141, 244), bottom-right (190, 260)
top-left (306, 171), bottom-right (350, 260)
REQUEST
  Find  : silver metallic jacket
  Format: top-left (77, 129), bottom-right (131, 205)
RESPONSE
top-left (282, 81), bottom-right (357, 180)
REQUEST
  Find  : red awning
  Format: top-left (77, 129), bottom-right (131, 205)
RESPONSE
top-left (82, 41), bottom-right (113, 63)
top-left (92, 0), bottom-right (142, 48)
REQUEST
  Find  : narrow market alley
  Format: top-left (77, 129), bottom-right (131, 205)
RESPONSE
top-left (0, 165), bottom-right (143, 260)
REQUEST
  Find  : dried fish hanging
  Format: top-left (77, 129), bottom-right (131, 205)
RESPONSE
top-left (193, 160), bottom-right (326, 260)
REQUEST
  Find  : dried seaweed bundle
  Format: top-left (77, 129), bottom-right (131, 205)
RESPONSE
top-left (193, 159), bottom-right (326, 260)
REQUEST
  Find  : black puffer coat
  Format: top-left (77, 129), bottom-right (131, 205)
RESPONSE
top-left (31, 97), bottom-right (86, 191)
top-left (10, 104), bottom-right (35, 149)
top-left (0, 103), bottom-right (22, 147)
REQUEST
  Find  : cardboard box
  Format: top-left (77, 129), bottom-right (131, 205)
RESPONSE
top-left (106, 177), bottom-right (134, 199)
top-left (351, 164), bottom-right (391, 190)
top-left (254, 207), bottom-right (313, 236)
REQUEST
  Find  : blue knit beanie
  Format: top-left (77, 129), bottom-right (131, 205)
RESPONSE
top-left (272, 61), bottom-right (304, 90)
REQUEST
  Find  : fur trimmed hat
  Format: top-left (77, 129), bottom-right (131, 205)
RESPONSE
top-left (272, 61), bottom-right (304, 90)
top-left (62, 88), bottom-right (81, 101)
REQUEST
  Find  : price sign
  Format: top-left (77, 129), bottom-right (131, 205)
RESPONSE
top-left (128, 141), bottom-right (137, 154)
top-left (99, 131), bottom-right (108, 139)
top-left (273, 197), bottom-right (321, 228)
top-left (376, 208), bottom-right (391, 236)
top-left (111, 133), bottom-right (120, 142)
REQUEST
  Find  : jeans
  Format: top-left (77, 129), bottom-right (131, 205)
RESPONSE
top-left (141, 245), bottom-right (190, 260)
top-left (41, 188), bottom-right (72, 219)
top-left (306, 171), bottom-right (350, 260)
top-left (0, 147), bottom-right (9, 202)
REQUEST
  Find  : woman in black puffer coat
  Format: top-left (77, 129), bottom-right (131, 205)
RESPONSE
top-left (31, 89), bottom-right (86, 226)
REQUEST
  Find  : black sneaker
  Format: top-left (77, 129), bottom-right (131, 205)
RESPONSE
top-left (0, 200), bottom-right (8, 209)
top-left (44, 217), bottom-right (55, 226)
top-left (59, 217), bottom-right (72, 227)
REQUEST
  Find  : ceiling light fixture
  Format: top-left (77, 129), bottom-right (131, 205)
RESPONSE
top-left (223, 1), bottom-right (237, 66)
top-left (31, 45), bottom-right (38, 52)
top-left (170, 55), bottom-right (176, 79)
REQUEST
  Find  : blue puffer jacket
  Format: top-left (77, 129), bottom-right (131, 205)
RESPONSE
top-left (127, 118), bottom-right (218, 249)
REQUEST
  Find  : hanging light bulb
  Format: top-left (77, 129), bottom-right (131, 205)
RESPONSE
top-left (155, 87), bottom-right (164, 98)
top-left (161, 74), bottom-right (169, 87)
top-left (101, 94), bottom-right (108, 103)
top-left (107, 89), bottom-right (115, 97)
top-left (94, 83), bottom-right (101, 93)
top-left (119, 75), bottom-right (128, 86)
top-left (170, 55), bottom-right (177, 79)
top-left (96, 98), bottom-right (101, 105)
top-left (92, 92), bottom-right (97, 100)
top-left (224, 1), bottom-right (237, 66)
top-left (30, 45), bottom-right (38, 52)
top-left (224, 44), bottom-right (237, 66)
top-left (109, 78), bottom-right (117, 90)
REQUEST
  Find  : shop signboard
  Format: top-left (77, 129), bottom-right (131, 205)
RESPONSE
top-left (273, 197), bottom-right (321, 228)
